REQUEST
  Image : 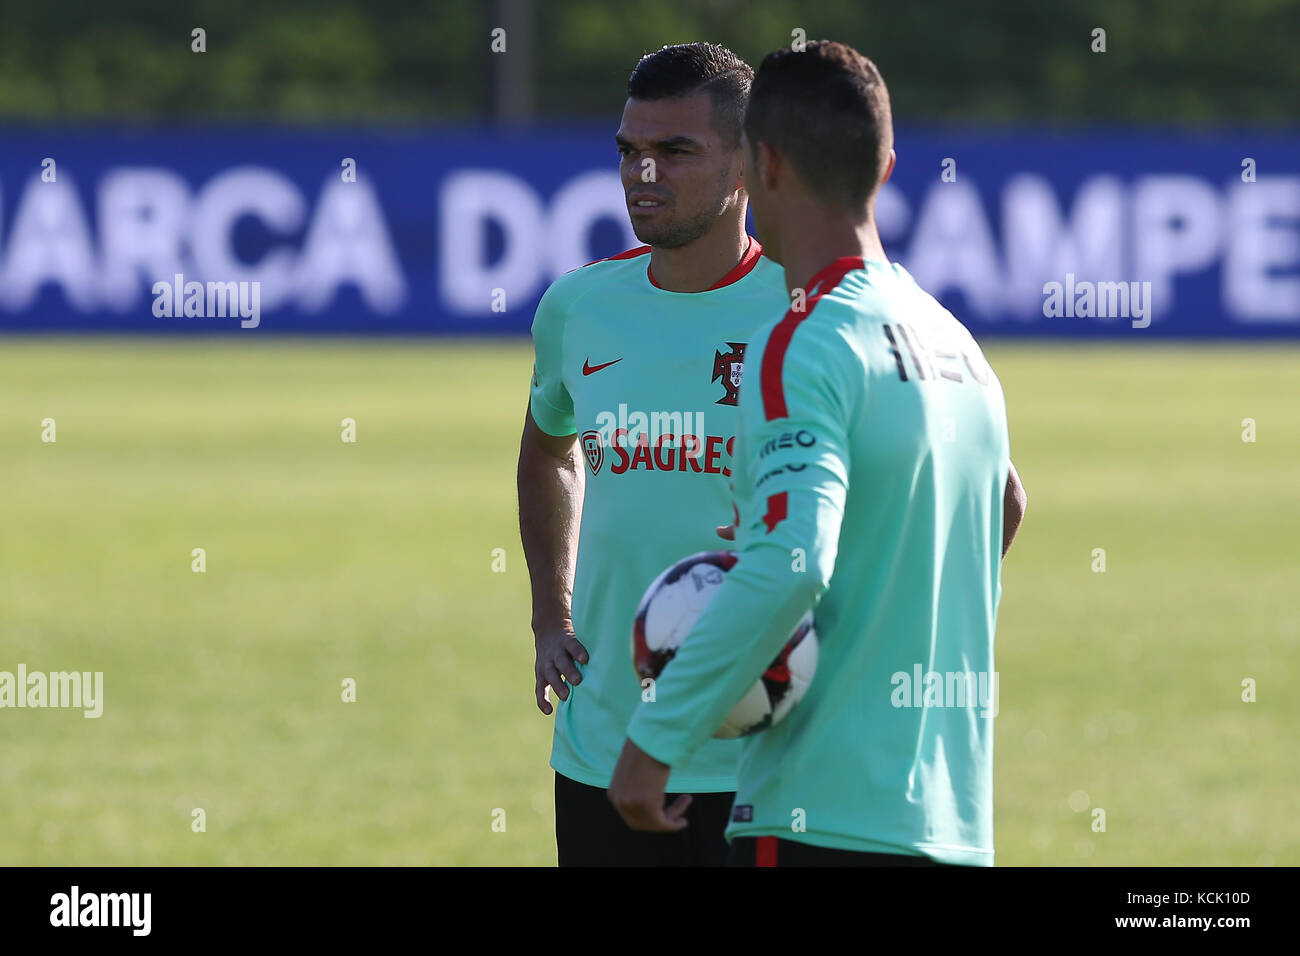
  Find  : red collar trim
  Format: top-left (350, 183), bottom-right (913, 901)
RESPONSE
top-left (803, 256), bottom-right (866, 298)
top-left (647, 237), bottom-right (763, 291)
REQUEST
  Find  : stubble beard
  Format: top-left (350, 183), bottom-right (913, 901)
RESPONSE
top-left (634, 203), bottom-right (725, 250)
top-left (636, 168), bottom-right (741, 250)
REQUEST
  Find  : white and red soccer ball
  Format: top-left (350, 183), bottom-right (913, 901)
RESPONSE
top-left (632, 550), bottom-right (818, 738)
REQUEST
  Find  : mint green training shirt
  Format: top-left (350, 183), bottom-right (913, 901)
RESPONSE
top-left (529, 239), bottom-right (788, 791)
top-left (627, 256), bottom-right (1010, 865)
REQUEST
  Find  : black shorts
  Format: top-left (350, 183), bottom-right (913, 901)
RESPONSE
top-left (554, 772), bottom-right (734, 867)
top-left (728, 836), bottom-right (954, 866)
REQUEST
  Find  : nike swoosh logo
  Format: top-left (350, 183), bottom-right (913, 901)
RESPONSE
top-left (583, 357), bottom-right (623, 376)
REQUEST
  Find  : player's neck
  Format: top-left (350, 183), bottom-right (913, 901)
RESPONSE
top-left (649, 218), bottom-right (751, 294)
top-left (782, 211), bottom-right (887, 299)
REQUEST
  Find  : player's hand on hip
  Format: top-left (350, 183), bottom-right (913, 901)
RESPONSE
top-left (533, 620), bottom-right (588, 715)
top-left (608, 739), bottom-right (689, 832)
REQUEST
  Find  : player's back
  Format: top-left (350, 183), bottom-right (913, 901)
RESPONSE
top-left (733, 256), bottom-right (1009, 865)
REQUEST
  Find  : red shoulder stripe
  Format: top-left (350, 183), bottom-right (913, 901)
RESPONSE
top-left (581, 245), bottom-right (651, 269)
top-left (605, 245), bottom-right (653, 261)
top-left (758, 256), bottom-right (864, 421)
top-left (569, 247), bottom-right (650, 277)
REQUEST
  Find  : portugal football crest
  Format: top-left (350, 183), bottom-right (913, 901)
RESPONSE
top-left (580, 429), bottom-right (604, 475)
top-left (711, 341), bottom-right (746, 406)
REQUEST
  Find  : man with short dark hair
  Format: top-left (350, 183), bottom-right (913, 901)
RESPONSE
top-left (610, 41), bottom-right (1027, 866)
top-left (517, 42), bottom-right (788, 866)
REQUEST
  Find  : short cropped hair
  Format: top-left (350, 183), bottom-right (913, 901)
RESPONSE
top-left (744, 41), bottom-right (893, 208)
top-left (627, 43), bottom-right (754, 148)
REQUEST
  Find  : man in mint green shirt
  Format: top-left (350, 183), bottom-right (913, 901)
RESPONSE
top-left (610, 41), bottom-right (1027, 866)
top-left (518, 43), bottom-right (792, 866)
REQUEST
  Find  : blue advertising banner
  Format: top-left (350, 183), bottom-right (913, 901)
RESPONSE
top-left (0, 127), bottom-right (1296, 337)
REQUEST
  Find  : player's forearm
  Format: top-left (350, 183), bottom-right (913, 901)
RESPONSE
top-left (1002, 461), bottom-right (1026, 558)
top-left (517, 425), bottom-right (584, 631)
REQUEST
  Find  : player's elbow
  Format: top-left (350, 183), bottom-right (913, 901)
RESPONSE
top-left (784, 550), bottom-right (833, 609)
top-left (1007, 465), bottom-right (1027, 524)
top-left (1002, 463), bottom-right (1027, 557)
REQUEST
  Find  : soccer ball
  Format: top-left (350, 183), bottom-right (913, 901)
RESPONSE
top-left (631, 550), bottom-right (818, 738)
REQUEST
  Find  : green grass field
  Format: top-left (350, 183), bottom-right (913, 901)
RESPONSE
top-left (1, 337), bottom-right (1296, 866)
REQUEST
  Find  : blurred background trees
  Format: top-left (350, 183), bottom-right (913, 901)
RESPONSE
top-left (0, 0), bottom-right (1294, 125)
